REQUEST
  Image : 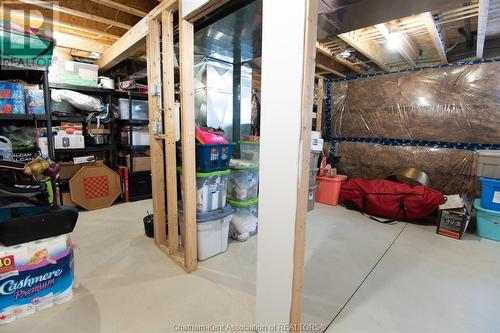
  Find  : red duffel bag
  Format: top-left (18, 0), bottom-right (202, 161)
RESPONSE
top-left (340, 178), bottom-right (445, 220)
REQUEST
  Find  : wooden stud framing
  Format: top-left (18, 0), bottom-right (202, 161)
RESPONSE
top-left (374, 23), bottom-right (418, 67)
top-left (146, 19), bottom-right (167, 247)
top-left (96, 0), bottom-right (178, 71)
top-left (476, 0), bottom-right (490, 58)
top-left (338, 29), bottom-right (391, 71)
top-left (161, 10), bottom-right (180, 256)
top-left (421, 12), bottom-right (448, 64)
top-left (179, 14), bottom-right (198, 273)
top-left (19, 0), bottom-right (133, 30)
top-left (89, 0), bottom-right (148, 17)
top-left (289, 0), bottom-right (317, 328)
top-left (316, 42), bottom-right (365, 74)
top-left (316, 78), bottom-right (324, 134)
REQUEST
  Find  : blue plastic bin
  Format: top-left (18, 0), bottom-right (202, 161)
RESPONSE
top-left (474, 199), bottom-right (500, 242)
top-left (196, 143), bottom-right (235, 172)
top-left (480, 177), bottom-right (500, 212)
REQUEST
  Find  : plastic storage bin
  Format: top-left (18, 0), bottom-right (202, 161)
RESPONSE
top-left (316, 175), bottom-right (347, 206)
top-left (178, 202), bottom-right (234, 261)
top-left (227, 197), bottom-right (259, 241)
top-left (477, 150), bottom-right (500, 179)
top-left (48, 60), bottom-right (98, 86)
top-left (118, 98), bottom-right (149, 120)
top-left (480, 177), bottom-right (500, 212)
top-left (121, 126), bottom-right (150, 146)
top-left (196, 143), bottom-right (235, 172)
top-left (308, 185), bottom-right (318, 211)
top-left (474, 199), bottom-right (500, 242)
top-left (227, 167), bottom-right (259, 201)
top-left (240, 141), bottom-right (260, 163)
top-left (178, 167), bottom-right (229, 213)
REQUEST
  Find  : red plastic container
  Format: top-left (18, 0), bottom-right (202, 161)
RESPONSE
top-left (315, 175), bottom-right (347, 206)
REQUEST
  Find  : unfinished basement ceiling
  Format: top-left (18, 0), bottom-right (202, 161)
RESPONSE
top-left (193, 0), bottom-right (262, 64)
top-left (316, 0), bottom-right (500, 78)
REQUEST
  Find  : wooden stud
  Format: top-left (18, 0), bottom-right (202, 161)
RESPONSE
top-left (147, 18), bottom-right (167, 247)
top-left (338, 29), bottom-right (391, 71)
top-left (315, 63), bottom-right (345, 78)
top-left (316, 42), bottom-right (365, 74)
top-left (96, 0), bottom-right (178, 70)
top-left (89, 0), bottom-right (148, 17)
top-left (476, 0), bottom-right (490, 59)
top-left (316, 78), bottom-right (324, 134)
top-left (179, 15), bottom-right (198, 273)
top-left (421, 12), bottom-right (448, 64)
top-left (19, 0), bottom-right (133, 30)
top-left (289, 0), bottom-right (317, 328)
top-left (162, 10), bottom-right (180, 256)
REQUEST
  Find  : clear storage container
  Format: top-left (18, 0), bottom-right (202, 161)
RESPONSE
top-left (178, 168), bottom-right (229, 213)
top-left (227, 167), bottom-right (259, 201)
top-left (239, 141), bottom-right (260, 163)
top-left (474, 199), bottom-right (500, 242)
top-left (227, 197), bottom-right (259, 242)
top-left (120, 126), bottom-right (149, 146)
top-left (178, 202), bottom-right (234, 261)
top-left (118, 98), bottom-right (149, 120)
top-left (477, 150), bottom-right (500, 179)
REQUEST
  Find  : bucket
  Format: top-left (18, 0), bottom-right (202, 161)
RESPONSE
top-left (143, 213), bottom-right (154, 238)
top-left (0, 136), bottom-right (13, 161)
top-left (315, 175), bottom-right (347, 206)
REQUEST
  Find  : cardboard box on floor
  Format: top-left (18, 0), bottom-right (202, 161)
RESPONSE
top-left (125, 154), bottom-right (151, 172)
top-left (59, 160), bottom-right (104, 180)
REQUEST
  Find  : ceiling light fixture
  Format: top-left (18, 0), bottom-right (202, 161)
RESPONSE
top-left (386, 31), bottom-right (402, 52)
top-left (340, 49), bottom-right (351, 58)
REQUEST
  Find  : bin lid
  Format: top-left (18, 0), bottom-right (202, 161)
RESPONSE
top-left (229, 159), bottom-right (258, 170)
top-left (177, 166), bottom-right (230, 177)
top-left (239, 140), bottom-right (260, 145)
top-left (227, 197), bottom-right (259, 207)
top-left (316, 175), bottom-right (347, 183)
top-left (480, 177), bottom-right (500, 185)
top-left (473, 199), bottom-right (500, 215)
top-left (177, 201), bottom-right (234, 223)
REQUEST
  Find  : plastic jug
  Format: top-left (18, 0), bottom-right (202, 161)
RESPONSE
top-left (0, 136), bottom-right (13, 161)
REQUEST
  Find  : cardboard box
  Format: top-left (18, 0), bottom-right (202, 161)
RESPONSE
top-left (59, 160), bottom-right (104, 180)
top-left (54, 134), bottom-right (85, 149)
top-left (437, 208), bottom-right (470, 240)
top-left (59, 191), bottom-right (77, 207)
top-left (126, 154), bottom-right (151, 172)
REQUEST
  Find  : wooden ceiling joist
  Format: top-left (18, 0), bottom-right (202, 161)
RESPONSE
top-left (476, 0), bottom-right (490, 58)
top-left (316, 42), bottom-right (365, 74)
top-left (96, 0), bottom-right (178, 71)
top-left (421, 12), bottom-right (448, 64)
top-left (338, 30), bottom-right (391, 71)
top-left (19, 0), bottom-right (133, 30)
top-left (375, 23), bottom-right (418, 67)
top-left (315, 51), bottom-right (348, 77)
top-left (89, 0), bottom-right (148, 18)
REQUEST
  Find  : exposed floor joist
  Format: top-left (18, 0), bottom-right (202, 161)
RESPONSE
top-left (316, 42), bottom-right (365, 74)
top-left (315, 51), bottom-right (348, 77)
top-left (96, 0), bottom-right (178, 70)
top-left (338, 30), bottom-right (391, 71)
top-left (477, 0), bottom-right (490, 58)
top-left (316, 63), bottom-right (346, 77)
top-left (421, 12), bottom-right (448, 64)
top-left (89, 0), bottom-right (148, 17)
top-left (19, 0), bottom-right (133, 30)
top-left (375, 23), bottom-right (418, 67)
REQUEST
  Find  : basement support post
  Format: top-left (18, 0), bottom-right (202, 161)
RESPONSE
top-left (256, 0), bottom-right (317, 331)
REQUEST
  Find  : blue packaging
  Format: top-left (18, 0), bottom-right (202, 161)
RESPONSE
top-left (0, 99), bottom-right (25, 114)
top-left (0, 82), bottom-right (24, 100)
top-left (25, 89), bottom-right (45, 115)
top-left (0, 234), bottom-right (74, 325)
top-left (480, 177), bottom-right (500, 212)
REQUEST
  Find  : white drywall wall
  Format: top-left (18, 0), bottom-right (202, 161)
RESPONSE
top-left (181, 0), bottom-right (211, 18)
top-left (256, 0), bottom-right (308, 331)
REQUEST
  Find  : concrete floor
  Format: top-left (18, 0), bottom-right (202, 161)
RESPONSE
top-left (303, 204), bottom-right (500, 333)
top-left (5, 200), bottom-right (500, 333)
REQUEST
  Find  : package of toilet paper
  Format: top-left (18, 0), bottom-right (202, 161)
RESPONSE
top-left (0, 234), bottom-right (74, 325)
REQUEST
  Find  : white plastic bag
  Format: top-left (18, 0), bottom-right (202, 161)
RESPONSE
top-left (51, 89), bottom-right (103, 112)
